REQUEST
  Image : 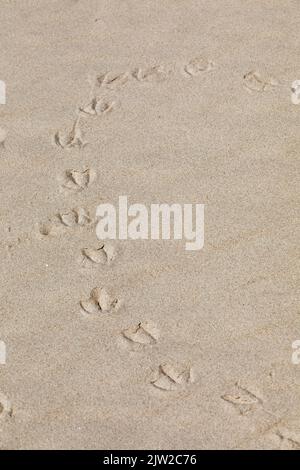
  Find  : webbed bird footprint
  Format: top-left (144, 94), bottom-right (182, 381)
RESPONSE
top-left (0, 391), bottom-right (12, 419)
top-left (80, 97), bottom-right (117, 116)
top-left (151, 363), bottom-right (196, 391)
top-left (80, 287), bottom-right (121, 314)
top-left (132, 65), bottom-right (171, 82)
top-left (61, 168), bottom-right (96, 192)
top-left (221, 382), bottom-right (263, 415)
top-left (97, 71), bottom-right (130, 89)
top-left (184, 56), bottom-right (214, 76)
top-left (243, 71), bottom-right (278, 93)
top-left (80, 243), bottom-right (116, 266)
top-left (54, 116), bottom-right (87, 149)
top-left (122, 322), bottom-right (159, 345)
top-left (58, 208), bottom-right (93, 227)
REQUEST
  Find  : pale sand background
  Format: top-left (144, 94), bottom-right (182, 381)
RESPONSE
top-left (0, 0), bottom-right (299, 449)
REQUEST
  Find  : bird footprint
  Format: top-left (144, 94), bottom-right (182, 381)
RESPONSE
top-left (97, 71), bottom-right (130, 89)
top-left (184, 56), bottom-right (214, 76)
top-left (151, 363), bottom-right (196, 391)
top-left (221, 382), bottom-right (263, 415)
top-left (61, 168), bottom-right (96, 192)
top-left (80, 243), bottom-right (116, 266)
top-left (58, 208), bottom-right (93, 227)
top-left (132, 65), bottom-right (171, 82)
top-left (80, 97), bottom-right (117, 116)
top-left (80, 287), bottom-right (121, 314)
top-left (54, 116), bottom-right (87, 149)
top-left (243, 71), bottom-right (278, 93)
top-left (122, 322), bottom-right (159, 345)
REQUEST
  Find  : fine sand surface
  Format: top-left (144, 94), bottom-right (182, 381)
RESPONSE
top-left (0, 0), bottom-right (299, 450)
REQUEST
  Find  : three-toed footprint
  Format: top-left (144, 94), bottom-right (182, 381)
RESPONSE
top-left (80, 287), bottom-right (122, 315)
top-left (57, 207), bottom-right (94, 228)
top-left (54, 116), bottom-right (87, 149)
top-left (80, 243), bottom-right (116, 267)
top-left (221, 382), bottom-right (263, 415)
top-left (60, 168), bottom-right (97, 193)
top-left (37, 208), bottom-right (93, 238)
top-left (96, 71), bottom-right (130, 90)
top-left (151, 363), bottom-right (197, 391)
top-left (122, 322), bottom-right (159, 346)
top-left (80, 97), bottom-right (117, 116)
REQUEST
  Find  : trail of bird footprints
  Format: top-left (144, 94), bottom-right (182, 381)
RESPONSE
top-left (45, 56), bottom-right (205, 399)
top-left (53, 57), bottom-right (216, 152)
top-left (2, 54), bottom-right (299, 425)
top-left (52, 59), bottom-right (298, 159)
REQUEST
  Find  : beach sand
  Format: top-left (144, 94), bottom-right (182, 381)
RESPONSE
top-left (0, 0), bottom-right (299, 449)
